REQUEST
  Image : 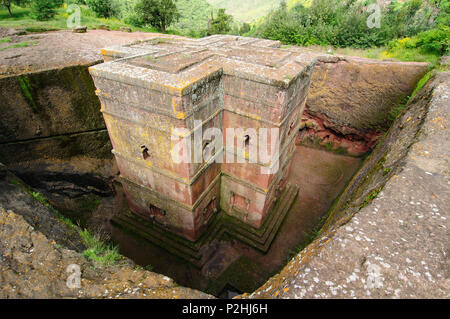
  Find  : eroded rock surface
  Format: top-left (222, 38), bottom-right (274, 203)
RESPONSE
top-left (299, 56), bottom-right (429, 156)
top-left (0, 204), bottom-right (211, 299)
top-left (0, 163), bottom-right (211, 298)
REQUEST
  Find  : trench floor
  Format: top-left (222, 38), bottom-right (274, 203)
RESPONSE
top-left (106, 146), bottom-right (362, 297)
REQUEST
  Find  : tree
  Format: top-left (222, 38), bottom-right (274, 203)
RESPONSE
top-left (135, 0), bottom-right (180, 33)
top-left (86, 0), bottom-right (121, 18)
top-left (31, 0), bottom-right (62, 21)
top-left (2, 0), bottom-right (13, 15)
top-left (2, 0), bottom-right (30, 16)
top-left (86, 0), bottom-right (119, 18)
top-left (208, 8), bottom-right (232, 35)
top-left (240, 22), bottom-right (251, 35)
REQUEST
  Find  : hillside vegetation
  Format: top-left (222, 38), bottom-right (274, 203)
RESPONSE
top-left (0, 2), bottom-right (160, 33)
top-left (251, 0), bottom-right (449, 67)
top-left (174, 0), bottom-right (216, 32)
top-left (204, 0), bottom-right (312, 22)
top-left (206, 0), bottom-right (283, 22)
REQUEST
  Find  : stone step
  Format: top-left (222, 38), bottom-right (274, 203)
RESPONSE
top-left (220, 184), bottom-right (298, 251)
top-left (112, 211), bottom-right (205, 266)
top-left (111, 184), bottom-right (299, 267)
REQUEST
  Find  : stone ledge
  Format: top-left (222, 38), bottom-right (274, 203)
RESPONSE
top-left (111, 184), bottom-right (299, 268)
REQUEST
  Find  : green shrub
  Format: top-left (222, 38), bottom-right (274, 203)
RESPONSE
top-left (134, 0), bottom-right (180, 32)
top-left (384, 23), bottom-right (449, 67)
top-left (123, 13), bottom-right (143, 27)
top-left (86, 0), bottom-right (119, 18)
top-left (255, 0), bottom-right (448, 51)
top-left (30, 0), bottom-right (62, 21)
top-left (209, 8), bottom-right (233, 35)
top-left (415, 26), bottom-right (450, 55)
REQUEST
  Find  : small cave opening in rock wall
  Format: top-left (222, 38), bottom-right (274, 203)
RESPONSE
top-left (0, 35), bottom-right (428, 298)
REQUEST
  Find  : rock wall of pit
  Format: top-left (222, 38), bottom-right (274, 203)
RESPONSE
top-left (247, 71), bottom-right (449, 299)
top-left (0, 64), bottom-right (112, 164)
top-left (298, 56), bottom-right (428, 156)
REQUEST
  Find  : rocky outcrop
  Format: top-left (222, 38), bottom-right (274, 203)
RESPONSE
top-left (0, 168), bottom-right (212, 299)
top-left (246, 72), bottom-right (450, 299)
top-left (0, 169), bottom-right (86, 252)
top-left (298, 56), bottom-right (429, 156)
top-left (0, 207), bottom-right (213, 299)
top-left (0, 65), bottom-right (104, 144)
top-left (3, 157), bottom-right (119, 228)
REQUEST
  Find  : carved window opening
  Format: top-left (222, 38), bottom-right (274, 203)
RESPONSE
top-left (141, 145), bottom-right (151, 160)
top-left (244, 135), bottom-right (250, 148)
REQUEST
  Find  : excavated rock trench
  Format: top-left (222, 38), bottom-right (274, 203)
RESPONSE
top-left (1, 30), bottom-right (446, 299)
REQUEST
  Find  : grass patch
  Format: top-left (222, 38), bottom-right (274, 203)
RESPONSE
top-left (8, 179), bottom-right (20, 185)
top-left (411, 71), bottom-right (434, 99)
top-left (135, 264), bottom-right (153, 271)
top-left (0, 40), bottom-right (37, 50)
top-left (25, 27), bottom-right (60, 33)
top-left (360, 186), bottom-right (383, 209)
top-left (16, 182), bottom-right (123, 267)
top-left (287, 226), bottom-right (322, 262)
top-left (17, 75), bottom-right (38, 112)
top-left (387, 100), bottom-right (409, 122)
top-left (79, 229), bottom-right (122, 266)
top-left (297, 43), bottom-right (440, 67)
top-left (31, 190), bottom-right (47, 206)
top-left (0, 5), bottom-right (159, 34)
top-left (408, 60), bottom-right (449, 101)
top-left (0, 37), bottom-right (11, 43)
top-left (382, 47), bottom-right (440, 68)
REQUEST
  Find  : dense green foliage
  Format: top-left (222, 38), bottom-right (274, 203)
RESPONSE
top-left (134, 0), bottom-right (179, 32)
top-left (207, 0), bottom-right (286, 22)
top-left (208, 7), bottom-right (232, 34)
top-left (255, 0), bottom-right (449, 51)
top-left (1, 0), bottom-right (447, 67)
top-left (173, 0), bottom-right (216, 33)
top-left (388, 25), bottom-right (449, 56)
top-left (31, 0), bottom-right (63, 20)
top-left (85, 0), bottom-right (120, 18)
top-left (2, 0), bottom-right (30, 16)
